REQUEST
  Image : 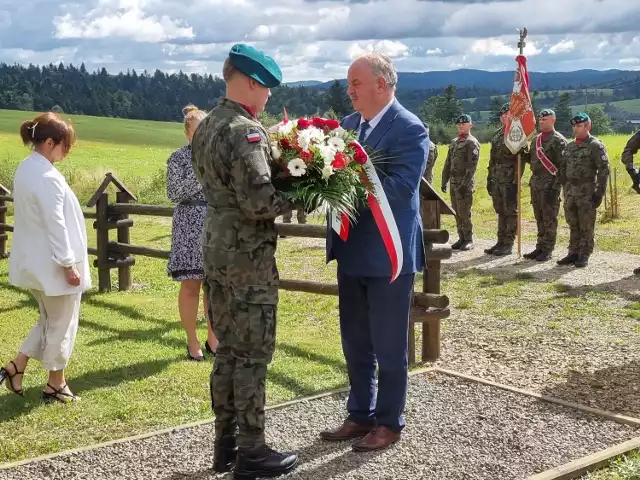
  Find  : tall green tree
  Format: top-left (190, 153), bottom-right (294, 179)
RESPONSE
top-left (585, 106), bottom-right (613, 136)
top-left (554, 93), bottom-right (573, 136)
top-left (326, 80), bottom-right (351, 118)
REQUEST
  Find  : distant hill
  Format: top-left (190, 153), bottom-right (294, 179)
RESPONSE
top-left (316, 69), bottom-right (640, 92)
top-left (284, 80), bottom-right (324, 87)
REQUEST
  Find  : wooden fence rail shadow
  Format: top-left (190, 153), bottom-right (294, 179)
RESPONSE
top-left (0, 174), bottom-right (455, 364)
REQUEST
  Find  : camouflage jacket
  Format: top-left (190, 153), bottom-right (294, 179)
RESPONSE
top-left (191, 98), bottom-right (292, 288)
top-left (488, 127), bottom-right (530, 185)
top-left (425, 141), bottom-right (438, 176)
top-left (527, 131), bottom-right (568, 191)
top-left (558, 135), bottom-right (609, 197)
top-left (621, 130), bottom-right (640, 170)
top-left (442, 134), bottom-right (480, 188)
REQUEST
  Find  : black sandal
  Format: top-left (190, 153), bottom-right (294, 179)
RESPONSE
top-left (0, 361), bottom-right (24, 396)
top-left (42, 383), bottom-right (79, 404)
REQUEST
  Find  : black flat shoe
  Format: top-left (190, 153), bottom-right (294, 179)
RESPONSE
top-left (187, 345), bottom-right (204, 361)
top-left (205, 340), bottom-right (217, 357)
top-left (42, 383), bottom-right (79, 404)
top-left (0, 361), bottom-right (24, 396)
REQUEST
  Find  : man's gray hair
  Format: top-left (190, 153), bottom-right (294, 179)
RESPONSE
top-left (357, 51), bottom-right (398, 90)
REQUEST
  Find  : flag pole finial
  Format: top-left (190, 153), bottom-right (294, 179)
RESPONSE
top-left (517, 27), bottom-right (527, 55)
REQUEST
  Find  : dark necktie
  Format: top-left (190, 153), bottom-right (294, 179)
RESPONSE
top-left (358, 120), bottom-right (370, 143)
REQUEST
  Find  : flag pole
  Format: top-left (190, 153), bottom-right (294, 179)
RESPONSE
top-left (515, 28), bottom-right (527, 258)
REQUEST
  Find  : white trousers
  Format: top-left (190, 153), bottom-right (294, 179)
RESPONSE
top-left (20, 290), bottom-right (82, 371)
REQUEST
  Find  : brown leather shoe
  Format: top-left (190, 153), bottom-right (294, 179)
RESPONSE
top-left (352, 426), bottom-right (401, 452)
top-left (320, 420), bottom-right (374, 441)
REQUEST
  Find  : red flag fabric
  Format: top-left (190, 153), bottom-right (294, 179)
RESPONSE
top-left (283, 105), bottom-right (288, 124)
top-left (505, 55), bottom-right (536, 154)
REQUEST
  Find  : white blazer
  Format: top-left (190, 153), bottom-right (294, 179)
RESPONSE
top-left (9, 152), bottom-right (91, 296)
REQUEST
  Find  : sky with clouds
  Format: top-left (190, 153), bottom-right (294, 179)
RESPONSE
top-left (1, 0), bottom-right (639, 82)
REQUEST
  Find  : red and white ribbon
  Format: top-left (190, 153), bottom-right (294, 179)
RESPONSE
top-left (332, 141), bottom-right (403, 283)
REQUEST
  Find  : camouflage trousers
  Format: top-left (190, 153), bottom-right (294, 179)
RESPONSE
top-left (423, 167), bottom-right (434, 185)
top-left (205, 279), bottom-right (277, 449)
top-left (283, 209), bottom-right (306, 224)
top-left (564, 193), bottom-right (597, 256)
top-left (490, 182), bottom-right (518, 246)
top-left (531, 187), bottom-right (561, 253)
top-left (450, 184), bottom-right (473, 241)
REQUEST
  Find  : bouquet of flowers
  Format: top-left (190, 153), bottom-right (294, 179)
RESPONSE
top-left (268, 116), bottom-right (371, 222)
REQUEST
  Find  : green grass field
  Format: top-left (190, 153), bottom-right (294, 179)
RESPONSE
top-left (0, 108), bottom-right (638, 475)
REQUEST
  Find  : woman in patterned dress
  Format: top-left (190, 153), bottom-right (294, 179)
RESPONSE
top-left (167, 105), bottom-right (218, 361)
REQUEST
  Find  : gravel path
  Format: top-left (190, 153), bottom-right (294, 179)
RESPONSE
top-left (1, 372), bottom-right (637, 480)
top-left (437, 238), bottom-right (640, 419)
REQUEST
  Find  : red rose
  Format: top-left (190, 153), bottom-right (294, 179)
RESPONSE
top-left (324, 119), bottom-right (340, 130)
top-left (349, 141), bottom-right (368, 165)
top-left (331, 152), bottom-right (348, 169)
top-left (312, 117), bottom-right (325, 129)
top-left (300, 149), bottom-right (313, 162)
top-left (297, 118), bottom-right (312, 130)
top-left (280, 138), bottom-right (292, 149)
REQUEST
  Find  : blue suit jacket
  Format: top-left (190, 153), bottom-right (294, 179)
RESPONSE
top-left (326, 99), bottom-right (429, 277)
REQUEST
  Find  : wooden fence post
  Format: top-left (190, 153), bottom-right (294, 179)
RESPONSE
top-left (115, 191), bottom-right (133, 291)
top-left (421, 198), bottom-right (442, 362)
top-left (95, 192), bottom-right (111, 292)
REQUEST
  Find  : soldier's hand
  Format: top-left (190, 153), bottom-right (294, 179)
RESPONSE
top-left (441, 184), bottom-right (447, 193)
top-left (545, 189), bottom-right (559, 204)
top-left (592, 193), bottom-right (604, 208)
top-left (487, 179), bottom-right (493, 196)
top-left (628, 167), bottom-right (640, 194)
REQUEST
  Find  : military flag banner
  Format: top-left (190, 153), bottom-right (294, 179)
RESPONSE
top-left (505, 54), bottom-right (536, 154)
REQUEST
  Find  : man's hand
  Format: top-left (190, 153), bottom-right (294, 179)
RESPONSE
top-left (545, 188), bottom-right (559, 204)
top-left (64, 266), bottom-right (81, 287)
top-left (592, 193), bottom-right (604, 208)
top-left (441, 183), bottom-right (447, 193)
top-left (487, 178), bottom-right (493, 196)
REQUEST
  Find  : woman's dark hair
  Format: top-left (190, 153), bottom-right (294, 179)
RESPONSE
top-left (19, 112), bottom-right (77, 155)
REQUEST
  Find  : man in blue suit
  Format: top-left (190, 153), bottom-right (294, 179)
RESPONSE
top-left (320, 52), bottom-right (429, 452)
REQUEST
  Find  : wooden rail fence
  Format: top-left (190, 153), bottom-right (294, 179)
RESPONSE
top-left (0, 173), bottom-right (455, 364)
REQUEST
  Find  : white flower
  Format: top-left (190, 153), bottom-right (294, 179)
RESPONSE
top-left (330, 126), bottom-right (347, 138)
top-left (277, 121), bottom-right (295, 135)
top-left (318, 144), bottom-right (337, 165)
top-left (322, 165), bottom-right (334, 179)
top-left (288, 158), bottom-right (307, 177)
top-left (270, 141), bottom-right (281, 160)
top-left (328, 137), bottom-right (346, 152)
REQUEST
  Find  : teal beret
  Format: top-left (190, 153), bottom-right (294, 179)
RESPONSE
top-left (499, 103), bottom-right (510, 114)
top-left (571, 112), bottom-right (590, 125)
top-left (456, 114), bottom-right (472, 124)
top-left (228, 44), bottom-right (282, 88)
top-left (539, 108), bottom-right (555, 117)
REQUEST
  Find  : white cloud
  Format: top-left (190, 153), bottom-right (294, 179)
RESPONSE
top-left (471, 38), bottom-right (541, 57)
top-left (348, 40), bottom-right (409, 59)
top-left (548, 39), bottom-right (575, 54)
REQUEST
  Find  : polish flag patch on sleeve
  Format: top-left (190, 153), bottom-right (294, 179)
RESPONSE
top-left (247, 132), bottom-right (261, 143)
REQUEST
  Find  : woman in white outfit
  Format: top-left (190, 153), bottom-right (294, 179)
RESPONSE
top-left (0, 112), bottom-right (90, 404)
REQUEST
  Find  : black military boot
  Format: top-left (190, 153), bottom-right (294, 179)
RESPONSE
top-left (459, 239), bottom-right (474, 251)
top-left (484, 242), bottom-right (501, 254)
top-left (574, 254), bottom-right (589, 268)
top-left (523, 248), bottom-right (540, 260)
top-left (557, 253), bottom-right (578, 266)
top-left (213, 435), bottom-right (238, 473)
top-left (451, 238), bottom-right (464, 250)
top-left (535, 251), bottom-right (552, 262)
top-left (634, 267), bottom-right (640, 276)
top-left (234, 445), bottom-right (299, 480)
top-left (492, 244), bottom-right (513, 256)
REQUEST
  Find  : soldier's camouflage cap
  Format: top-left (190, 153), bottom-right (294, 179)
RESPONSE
top-left (228, 44), bottom-right (282, 88)
top-left (499, 103), bottom-right (510, 114)
top-left (456, 114), bottom-right (472, 124)
top-left (571, 112), bottom-right (590, 125)
top-left (539, 108), bottom-right (555, 117)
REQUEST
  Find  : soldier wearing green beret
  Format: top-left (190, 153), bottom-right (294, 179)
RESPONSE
top-left (191, 43), bottom-right (298, 478)
top-left (523, 109), bottom-right (568, 261)
top-left (441, 114), bottom-right (480, 250)
top-left (556, 112), bottom-right (609, 268)
top-left (485, 103), bottom-right (530, 256)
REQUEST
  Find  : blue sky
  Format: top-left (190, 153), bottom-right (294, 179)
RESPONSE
top-left (1, 0), bottom-right (638, 82)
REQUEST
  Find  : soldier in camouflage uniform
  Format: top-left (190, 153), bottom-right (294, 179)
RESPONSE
top-left (485, 103), bottom-right (530, 256)
top-left (441, 114), bottom-right (479, 250)
top-left (191, 44), bottom-right (299, 479)
top-left (424, 139), bottom-right (438, 184)
top-left (621, 130), bottom-right (640, 274)
top-left (556, 112), bottom-right (609, 268)
top-left (523, 109), bottom-right (568, 262)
